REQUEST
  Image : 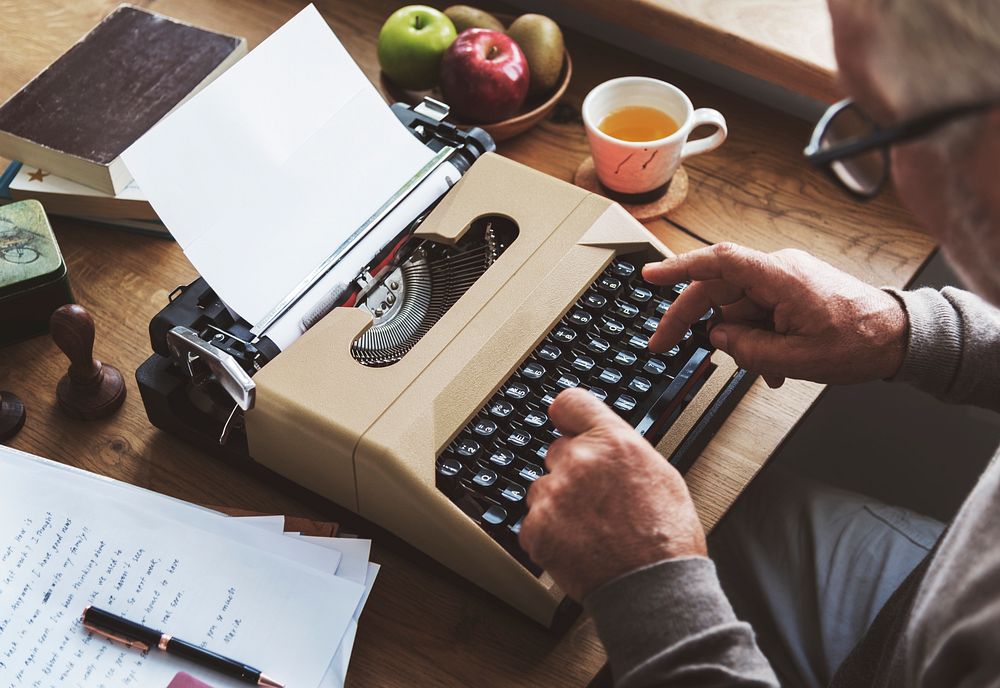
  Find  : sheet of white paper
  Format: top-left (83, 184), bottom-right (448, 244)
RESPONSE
top-left (322, 563), bottom-right (381, 688)
top-left (299, 536), bottom-right (371, 587)
top-left (9, 455), bottom-right (344, 577)
top-left (122, 4), bottom-right (437, 326)
top-left (232, 515), bottom-right (286, 532)
top-left (0, 448), bottom-right (361, 688)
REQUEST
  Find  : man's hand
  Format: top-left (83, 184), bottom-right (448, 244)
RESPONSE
top-left (518, 388), bottom-right (706, 602)
top-left (643, 243), bottom-right (908, 388)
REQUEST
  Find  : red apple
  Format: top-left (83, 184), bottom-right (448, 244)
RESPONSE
top-left (440, 29), bottom-right (529, 123)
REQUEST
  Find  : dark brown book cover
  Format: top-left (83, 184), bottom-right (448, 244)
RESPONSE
top-left (0, 5), bottom-right (245, 194)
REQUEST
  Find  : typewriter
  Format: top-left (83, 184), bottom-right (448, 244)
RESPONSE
top-left (138, 99), bottom-right (753, 627)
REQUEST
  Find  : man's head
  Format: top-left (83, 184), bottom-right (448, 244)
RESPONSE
top-left (828, 0), bottom-right (1000, 305)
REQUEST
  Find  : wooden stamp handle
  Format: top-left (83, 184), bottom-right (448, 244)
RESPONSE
top-left (50, 304), bottom-right (102, 385)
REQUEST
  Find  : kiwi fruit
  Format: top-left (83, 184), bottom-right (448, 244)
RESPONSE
top-left (444, 5), bottom-right (505, 34)
top-left (507, 14), bottom-right (565, 96)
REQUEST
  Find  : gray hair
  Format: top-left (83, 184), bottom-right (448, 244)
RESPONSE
top-left (870, 0), bottom-right (1000, 114)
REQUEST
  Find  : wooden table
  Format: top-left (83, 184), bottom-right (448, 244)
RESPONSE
top-left (560, 0), bottom-right (839, 102)
top-left (0, 1), bottom-right (935, 686)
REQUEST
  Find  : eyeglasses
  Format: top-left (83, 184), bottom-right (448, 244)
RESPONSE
top-left (804, 98), bottom-right (998, 199)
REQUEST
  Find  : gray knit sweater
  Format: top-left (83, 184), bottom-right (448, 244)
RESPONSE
top-left (585, 287), bottom-right (1000, 687)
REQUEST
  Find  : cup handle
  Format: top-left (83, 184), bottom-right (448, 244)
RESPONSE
top-left (680, 108), bottom-right (728, 161)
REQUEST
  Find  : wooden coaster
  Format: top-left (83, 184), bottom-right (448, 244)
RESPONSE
top-left (573, 156), bottom-right (688, 223)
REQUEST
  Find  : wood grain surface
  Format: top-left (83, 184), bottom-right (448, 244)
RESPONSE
top-left (551, 0), bottom-right (840, 102)
top-left (0, 1), bottom-right (935, 686)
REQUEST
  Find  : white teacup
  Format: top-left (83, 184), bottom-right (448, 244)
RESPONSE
top-left (582, 77), bottom-right (728, 197)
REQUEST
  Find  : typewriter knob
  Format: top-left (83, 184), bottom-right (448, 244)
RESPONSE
top-left (50, 304), bottom-right (127, 420)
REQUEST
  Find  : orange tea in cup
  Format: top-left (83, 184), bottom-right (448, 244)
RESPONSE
top-left (598, 105), bottom-right (679, 142)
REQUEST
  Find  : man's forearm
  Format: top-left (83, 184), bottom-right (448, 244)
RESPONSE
top-left (585, 556), bottom-right (779, 687)
top-left (888, 287), bottom-right (1000, 412)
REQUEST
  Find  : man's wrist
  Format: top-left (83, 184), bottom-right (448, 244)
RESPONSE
top-left (876, 289), bottom-right (910, 379)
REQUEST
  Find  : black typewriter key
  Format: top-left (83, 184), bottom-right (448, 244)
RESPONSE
top-left (539, 390), bottom-right (558, 406)
top-left (519, 462), bottom-right (545, 482)
top-left (535, 443), bottom-right (549, 461)
top-left (700, 308), bottom-right (714, 321)
top-left (473, 418), bottom-right (498, 437)
top-left (682, 328), bottom-right (693, 341)
top-left (628, 376), bottom-right (653, 394)
top-left (556, 372), bottom-right (581, 389)
top-left (454, 438), bottom-right (481, 457)
top-left (568, 310), bottom-right (592, 327)
top-left (505, 381), bottom-right (529, 400)
top-left (582, 291), bottom-right (607, 311)
top-left (664, 344), bottom-right (681, 357)
top-left (509, 515), bottom-right (524, 536)
top-left (628, 286), bottom-right (653, 303)
top-left (498, 481), bottom-right (526, 503)
top-left (613, 349), bottom-right (638, 367)
top-left (597, 275), bottom-right (623, 294)
top-left (538, 343), bottom-right (562, 361)
top-left (612, 394), bottom-right (638, 413)
top-left (627, 334), bottom-right (650, 351)
top-left (643, 358), bottom-right (668, 376)
top-left (507, 427), bottom-right (532, 447)
top-left (571, 355), bottom-right (596, 372)
top-left (488, 446), bottom-right (515, 467)
top-left (600, 317), bottom-right (626, 336)
top-left (589, 386), bottom-right (609, 402)
top-left (611, 259), bottom-right (636, 278)
top-left (521, 361), bottom-right (546, 379)
top-left (437, 456), bottom-right (464, 477)
top-left (473, 467), bottom-right (499, 487)
top-left (552, 326), bottom-right (577, 344)
top-left (586, 335), bottom-right (611, 354)
top-left (482, 504), bottom-right (508, 526)
top-left (673, 282), bottom-right (689, 295)
top-left (523, 410), bottom-right (548, 428)
top-left (611, 300), bottom-right (640, 319)
top-left (598, 367), bottom-right (623, 385)
top-left (641, 317), bottom-right (660, 333)
top-left (549, 426), bottom-right (563, 438)
top-left (489, 399), bottom-right (514, 418)
top-left (655, 299), bottom-right (671, 316)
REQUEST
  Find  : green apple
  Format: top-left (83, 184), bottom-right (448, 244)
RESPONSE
top-left (378, 6), bottom-right (457, 91)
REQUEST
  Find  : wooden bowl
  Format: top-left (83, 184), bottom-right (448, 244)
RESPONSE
top-left (379, 49), bottom-right (572, 142)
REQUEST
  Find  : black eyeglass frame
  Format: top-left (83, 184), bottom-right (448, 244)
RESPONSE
top-left (804, 97), bottom-right (998, 199)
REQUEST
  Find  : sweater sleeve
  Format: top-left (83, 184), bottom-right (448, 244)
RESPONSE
top-left (886, 287), bottom-right (1000, 413)
top-left (584, 556), bottom-right (779, 687)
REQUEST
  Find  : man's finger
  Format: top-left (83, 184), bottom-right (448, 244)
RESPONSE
top-left (719, 296), bottom-right (770, 324)
top-left (709, 322), bottom-right (790, 376)
top-left (642, 243), bottom-right (784, 306)
top-left (542, 437), bottom-right (571, 473)
top-left (650, 278), bottom-right (745, 353)
top-left (548, 387), bottom-right (622, 437)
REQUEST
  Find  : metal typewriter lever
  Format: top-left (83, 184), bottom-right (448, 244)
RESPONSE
top-left (414, 97), bottom-right (450, 122)
top-left (166, 326), bottom-right (256, 412)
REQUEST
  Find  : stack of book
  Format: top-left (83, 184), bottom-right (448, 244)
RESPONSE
top-left (0, 5), bottom-right (247, 238)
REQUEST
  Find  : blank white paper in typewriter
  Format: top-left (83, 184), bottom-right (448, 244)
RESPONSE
top-left (123, 4), bottom-right (453, 339)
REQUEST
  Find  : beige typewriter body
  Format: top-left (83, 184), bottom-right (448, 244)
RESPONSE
top-left (245, 153), bottom-right (737, 626)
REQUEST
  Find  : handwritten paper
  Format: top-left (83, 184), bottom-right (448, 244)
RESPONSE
top-left (0, 448), bottom-right (364, 688)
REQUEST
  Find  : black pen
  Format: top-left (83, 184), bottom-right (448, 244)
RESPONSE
top-left (81, 605), bottom-right (283, 687)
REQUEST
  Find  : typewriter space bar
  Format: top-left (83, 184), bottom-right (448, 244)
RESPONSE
top-left (634, 347), bottom-right (711, 439)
